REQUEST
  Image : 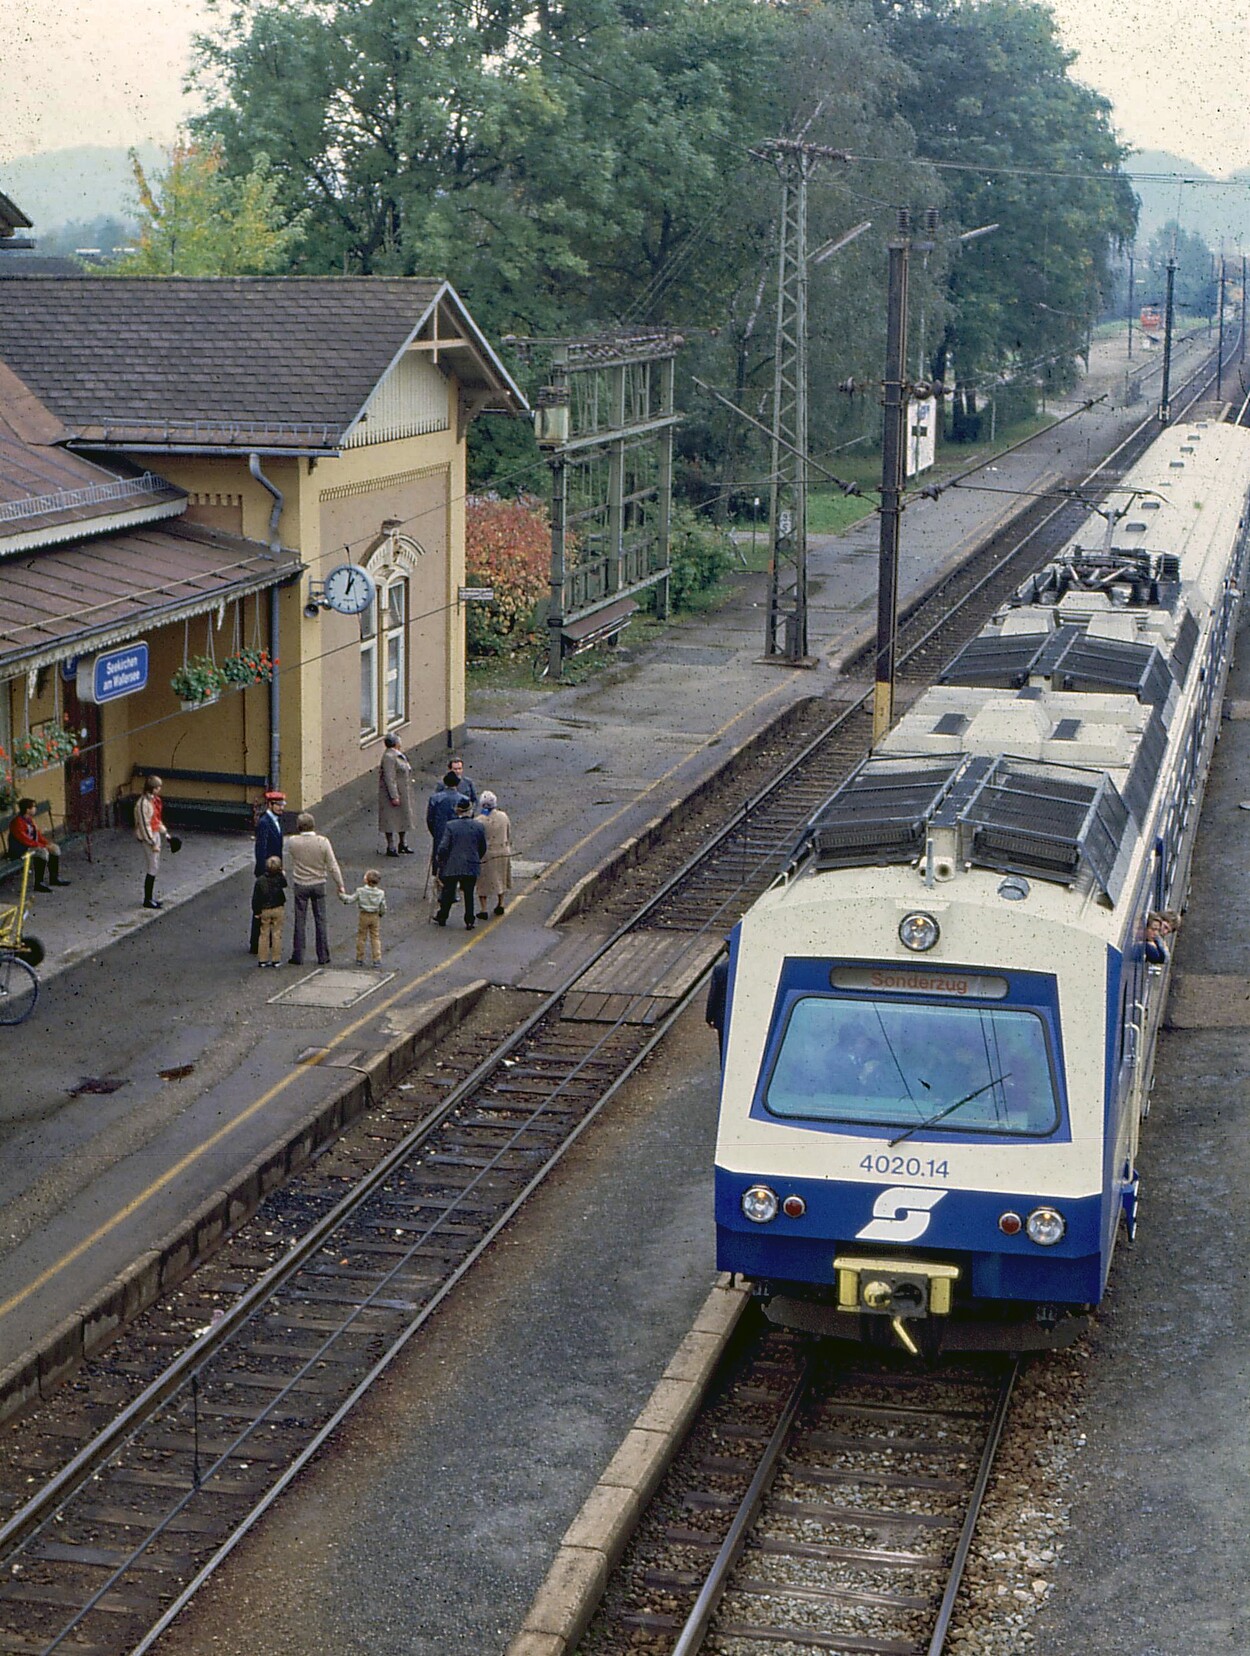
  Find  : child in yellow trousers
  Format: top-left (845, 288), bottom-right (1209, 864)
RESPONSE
top-left (341, 869), bottom-right (387, 966)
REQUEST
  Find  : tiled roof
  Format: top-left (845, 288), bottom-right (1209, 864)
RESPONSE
top-left (0, 277), bottom-right (525, 452)
top-left (0, 362), bottom-right (185, 552)
top-left (0, 519), bottom-right (302, 674)
top-left (0, 254), bottom-right (79, 275)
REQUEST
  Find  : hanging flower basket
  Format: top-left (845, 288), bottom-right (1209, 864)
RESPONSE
top-left (0, 751), bottom-right (16, 813)
top-left (9, 723), bottom-right (80, 774)
top-left (171, 656), bottom-right (227, 706)
top-left (220, 647), bottom-right (277, 686)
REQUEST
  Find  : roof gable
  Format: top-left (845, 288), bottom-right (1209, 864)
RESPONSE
top-left (0, 277), bottom-right (527, 454)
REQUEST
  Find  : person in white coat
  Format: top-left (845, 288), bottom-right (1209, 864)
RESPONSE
top-left (475, 790), bottom-right (513, 919)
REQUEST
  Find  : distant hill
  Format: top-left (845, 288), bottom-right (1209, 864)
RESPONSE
top-left (0, 144), bottom-right (161, 234)
top-left (1128, 149), bottom-right (1250, 249)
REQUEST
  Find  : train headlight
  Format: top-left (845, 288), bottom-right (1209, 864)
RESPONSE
top-left (741, 1184), bottom-right (779, 1224)
top-left (898, 911), bottom-right (940, 952)
top-left (1026, 1206), bottom-right (1066, 1246)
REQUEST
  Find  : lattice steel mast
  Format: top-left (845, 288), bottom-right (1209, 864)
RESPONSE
top-left (753, 139), bottom-right (847, 664)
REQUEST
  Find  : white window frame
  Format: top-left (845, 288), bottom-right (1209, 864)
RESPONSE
top-left (359, 531), bottom-right (425, 745)
top-left (382, 578), bottom-right (407, 728)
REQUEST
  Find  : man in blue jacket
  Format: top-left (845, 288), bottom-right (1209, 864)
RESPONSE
top-left (249, 790), bottom-right (285, 954)
top-left (432, 797), bottom-right (487, 929)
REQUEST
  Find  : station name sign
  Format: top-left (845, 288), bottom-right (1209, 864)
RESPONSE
top-left (831, 966), bottom-right (1008, 999)
top-left (76, 643), bottom-right (149, 705)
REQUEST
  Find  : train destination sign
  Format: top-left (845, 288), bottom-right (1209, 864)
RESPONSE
top-left (76, 643), bottom-right (149, 705)
top-left (831, 967), bottom-right (1008, 999)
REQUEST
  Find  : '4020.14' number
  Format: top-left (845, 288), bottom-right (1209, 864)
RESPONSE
top-left (860, 1154), bottom-right (950, 1179)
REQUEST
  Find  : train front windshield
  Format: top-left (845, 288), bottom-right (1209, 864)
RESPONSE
top-left (763, 996), bottom-right (1059, 1137)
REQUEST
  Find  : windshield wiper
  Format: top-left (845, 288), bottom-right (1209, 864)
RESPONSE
top-left (887, 1073), bottom-right (1011, 1148)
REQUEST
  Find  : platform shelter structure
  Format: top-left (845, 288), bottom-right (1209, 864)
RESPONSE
top-left (533, 332), bottom-right (680, 679)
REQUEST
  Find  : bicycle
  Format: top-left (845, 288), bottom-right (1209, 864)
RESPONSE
top-left (0, 853), bottom-right (43, 1025)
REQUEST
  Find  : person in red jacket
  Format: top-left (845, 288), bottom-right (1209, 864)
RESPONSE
top-left (7, 798), bottom-right (69, 891)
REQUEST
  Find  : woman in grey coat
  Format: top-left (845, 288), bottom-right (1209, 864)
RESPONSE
top-left (378, 733), bottom-right (414, 856)
top-left (475, 790), bottom-right (513, 918)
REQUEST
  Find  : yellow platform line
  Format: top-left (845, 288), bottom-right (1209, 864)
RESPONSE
top-left (0, 667), bottom-right (801, 1325)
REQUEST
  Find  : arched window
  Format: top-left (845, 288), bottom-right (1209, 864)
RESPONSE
top-left (359, 532), bottom-right (425, 741)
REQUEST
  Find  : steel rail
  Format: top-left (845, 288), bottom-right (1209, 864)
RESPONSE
top-left (927, 1359), bottom-right (1020, 1655)
top-left (127, 983), bottom-right (705, 1656)
top-left (670, 1357), bottom-right (815, 1656)
top-left (10, 986), bottom-right (702, 1654)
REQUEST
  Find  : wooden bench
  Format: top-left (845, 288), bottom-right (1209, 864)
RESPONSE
top-left (560, 595), bottom-right (639, 659)
top-left (118, 767), bottom-right (266, 834)
top-left (540, 596), bottom-right (640, 678)
top-left (0, 800), bottom-right (55, 883)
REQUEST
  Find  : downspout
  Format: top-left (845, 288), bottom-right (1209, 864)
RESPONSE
top-left (249, 453), bottom-right (284, 792)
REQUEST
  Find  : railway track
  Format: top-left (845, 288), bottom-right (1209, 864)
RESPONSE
top-left (0, 347), bottom-right (1225, 1655)
top-left (580, 1322), bottom-right (1017, 1656)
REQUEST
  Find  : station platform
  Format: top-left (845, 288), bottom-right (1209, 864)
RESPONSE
top-left (0, 329), bottom-right (1210, 1387)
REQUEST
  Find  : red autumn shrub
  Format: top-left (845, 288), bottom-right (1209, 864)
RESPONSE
top-left (465, 495), bottom-right (553, 656)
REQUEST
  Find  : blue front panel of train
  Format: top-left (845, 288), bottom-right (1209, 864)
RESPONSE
top-left (715, 1168), bottom-right (1106, 1302)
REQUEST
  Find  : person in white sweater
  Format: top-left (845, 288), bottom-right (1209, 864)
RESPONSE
top-left (283, 812), bottom-right (345, 965)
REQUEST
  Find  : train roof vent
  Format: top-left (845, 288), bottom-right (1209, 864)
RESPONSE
top-left (1052, 633), bottom-right (1173, 705)
top-left (1124, 522), bottom-right (1148, 534)
top-left (964, 757), bottom-right (1130, 901)
top-left (809, 754), bottom-right (962, 870)
top-left (940, 630), bottom-right (1049, 689)
top-left (999, 608), bottom-right (1055, 636)
top-left (932, 712), bottom-right (969, 735)
top-left (1052, 717), bottom-right (1082, 740)
top-left (1141, 500), bottom-right (1162, 510)
top-left (1169, 460), bottom-right (1185, 469)
top-left (1123, 705), bottom-right (1169, 824)
top-left (1171, 609), bottom-right (1200, 681)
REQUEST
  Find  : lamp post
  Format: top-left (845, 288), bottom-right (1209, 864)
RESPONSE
top-left (751, 496), bottom-right (760, 561)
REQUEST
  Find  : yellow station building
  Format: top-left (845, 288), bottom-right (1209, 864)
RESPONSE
top-left (0, 276), bottom-right (526, 832)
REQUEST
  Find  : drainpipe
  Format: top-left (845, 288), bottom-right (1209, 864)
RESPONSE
top-left (249, 453), bottom-right (284, 792)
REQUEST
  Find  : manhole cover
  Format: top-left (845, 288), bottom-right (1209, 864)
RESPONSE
top-left (271, 968), bottom-right (395, 1009)
top-left (71, 1078), bottom-right (127, 1096)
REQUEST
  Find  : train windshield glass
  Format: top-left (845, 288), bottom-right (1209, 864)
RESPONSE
top-left (763, 996), bottom-right (1059, 1135)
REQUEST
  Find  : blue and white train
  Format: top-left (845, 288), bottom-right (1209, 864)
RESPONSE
top-left (714, 421), bottom-right (1250, 1352)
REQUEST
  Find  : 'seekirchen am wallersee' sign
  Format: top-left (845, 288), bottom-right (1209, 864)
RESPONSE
top-left (76, 643), bottom-right (149, 705)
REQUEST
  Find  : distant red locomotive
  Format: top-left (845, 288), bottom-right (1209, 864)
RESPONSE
top-left (1140, 304), bottom-right (1163, 332)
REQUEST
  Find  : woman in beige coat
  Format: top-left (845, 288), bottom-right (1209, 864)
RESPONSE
top-left (475, 791), bottom-right (513, 918)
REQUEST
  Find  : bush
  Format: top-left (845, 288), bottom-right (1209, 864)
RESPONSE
top-left (465, 495), bottom-right (552, 657)
top-left (666, 505), bottom-right (735, 610)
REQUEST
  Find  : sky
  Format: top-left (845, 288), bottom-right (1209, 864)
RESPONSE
top-left (2, 0), bottom-right (1250, 177)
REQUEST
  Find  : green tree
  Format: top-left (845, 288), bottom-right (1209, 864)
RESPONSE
top-left (115, 139), bottom-right (306, 275)
top-left (876, 0), bottom-right (1137, 436)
